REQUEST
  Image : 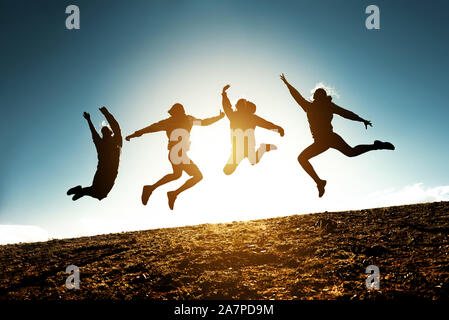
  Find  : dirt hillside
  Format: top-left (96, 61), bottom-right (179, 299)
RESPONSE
top-left (1, 201), bottom-right (449, 300)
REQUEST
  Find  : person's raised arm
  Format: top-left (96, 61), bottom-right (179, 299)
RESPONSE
top-left (280, 74), bottom-right (311, 112)
top-left (193, 111), bottom-right (225, 126)
top-left (331, 103), bottom-right (372, 129)
top-left (221, 85), bottom-right (234, 119)
top-left (83, 112), bottom-right (101, 146)
top-left (99, 106), bottom-right (122, 145)
top-left (125, 119), bottom-right (168, 141)
top-left (253, 115), bottom-right (285, 137)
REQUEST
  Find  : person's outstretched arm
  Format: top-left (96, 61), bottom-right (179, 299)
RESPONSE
top-left (194, 111), bottom-right (225, 126)
top-left (99, 106), bottom-right (122, 145)
top-left (253, 115), bottom-right (285, 137)
top-left (280, 74), bottom-right (311, 112)
top-left (331, 103), bottom-right (372, 129)
top-left (221, 85), bottom-right (234, 119)
top-left (83, 112), bottom-right (101, 146)
top-left (125, 119), bottom-right (168, 141)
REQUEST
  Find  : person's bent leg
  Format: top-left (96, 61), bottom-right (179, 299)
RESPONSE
top-left (153, 170), bottom-right (183, 189)
top-left (171, 171), bottom-right (203, 196)
top-left (168, 162), bottom-right (203, 210)
top-left (298, 142), bottom-right (329, 197)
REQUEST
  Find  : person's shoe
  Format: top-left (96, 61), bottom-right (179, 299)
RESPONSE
top-left (167, 191), bottom-right (178, 210)
top-left (223, 163), bottom-right (238, 175)
top-left (374, 140), bottom-right (395, 150)
top-left (67, 185), bottom-right (82, 196)
top-left (317, 180), bottom-right (327, 198)
top-left (141, 185), bottom-right (154, 206)
top-left (262, 143), bottom-right (277, 152)
top-left (72, 192), bottom-right (83, 201)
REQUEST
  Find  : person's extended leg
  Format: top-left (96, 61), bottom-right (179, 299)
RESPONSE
top-left (70, 171), bottom-right (111, 201)
top-left (167, 161), bottom-right (203, 210)
top-left (298, 142), bottom-right (329, 197)
top-left (141, 168), bottom-right (183, 205)
top-left (242, 128), bottom-right (278, 165)
top-left (249, 143), bottom-right (277, 165)
top-left (329, 133), bottom-right (395, 157)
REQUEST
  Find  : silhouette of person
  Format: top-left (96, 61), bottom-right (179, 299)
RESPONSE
top-left (280, 74), bottom-right (395, 197)
top-left (67, 107), bottom-right (122, 201)
top-left (221, 85), bottom-right (284, 175)
top-left (126, 103), bottom-right (224, 210)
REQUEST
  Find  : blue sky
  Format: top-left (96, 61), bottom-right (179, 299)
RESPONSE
top-left (1, 0), bottom-right (448, 244)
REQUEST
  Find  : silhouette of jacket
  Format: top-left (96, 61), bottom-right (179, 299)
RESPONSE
top-left (91, 109), bottom-right (122, 199)
top-left (288, 91), bottom-right (363, 140)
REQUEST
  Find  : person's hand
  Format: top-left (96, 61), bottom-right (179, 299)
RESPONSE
top-left (222, 84), bottom-right (230, 94)
top-left (83, 112), bottom-right (90, 120)
top-left (219, 110), bottom-right (225, 118)
top-left (125, 135), bottom-right (132, 142)
top-left (363, 119), bottom-right (373, 130)
top-left (99, 106), bottom-right (107, 113)
top-left (280, 73), bottom-right (288, 84)
top-left (278, 126), bottom-right (285, 137)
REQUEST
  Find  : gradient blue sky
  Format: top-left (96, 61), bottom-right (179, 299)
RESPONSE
top-left (1, 0), bottom-right (448, 243)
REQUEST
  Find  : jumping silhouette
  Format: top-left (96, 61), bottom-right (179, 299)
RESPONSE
top-left (125, 103), bottom-right (224, 210)
top-left (67, 107), bottom-right (122, 201)
top-left (221, 85), bottom-right (284, 175)
top-left (280, 74), bottom-right (394, 197)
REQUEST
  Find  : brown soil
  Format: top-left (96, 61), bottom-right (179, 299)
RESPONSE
top-left (1, 201), bottom-right (449, 300)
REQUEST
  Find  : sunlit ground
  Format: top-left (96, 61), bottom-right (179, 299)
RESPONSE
top-left (3, 202), bottom-right (449, 300)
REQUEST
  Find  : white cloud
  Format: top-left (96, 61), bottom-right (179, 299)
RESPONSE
top-left (0, 225), bottom-right (50, 245)
top-left (365, 183), bottom-right (449, 208)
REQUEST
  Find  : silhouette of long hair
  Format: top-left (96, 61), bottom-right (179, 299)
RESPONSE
top-left (313, 88), bottom-right (332, 103)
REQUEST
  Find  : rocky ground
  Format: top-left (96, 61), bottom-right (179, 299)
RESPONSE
top-left (1, 201), bottom-right (449, 300)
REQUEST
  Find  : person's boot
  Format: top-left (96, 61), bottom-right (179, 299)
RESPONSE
top-left (72, 191), bottom-right (84, 201)
top-left (141, 185), bottom-right (155, 206)
top-left (262, 143), bottom-right (277, 152)
top-left (167, 191), bottom-right (178, 210)
top-left (67, 185), bottom-right (82, 196)
top-left (317, 180), bottom-right (327, 198)
top-left (374, 140), bottom-right (395, 150)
